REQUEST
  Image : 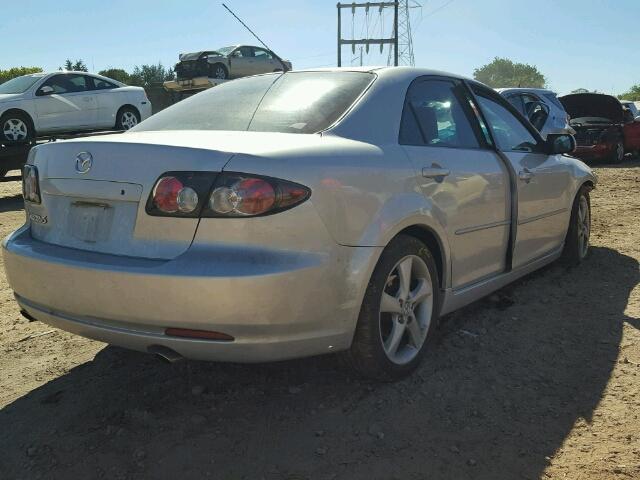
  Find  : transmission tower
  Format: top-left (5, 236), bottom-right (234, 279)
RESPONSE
top-left (388, 0), bottom-right (421, 66)
top-left (337, 2), bottom-right (421, 68)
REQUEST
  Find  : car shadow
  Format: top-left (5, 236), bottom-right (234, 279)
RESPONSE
top-left (1, 246), bottom-right (637, 480)
top-left (0, 194), bottom-right (24, 214)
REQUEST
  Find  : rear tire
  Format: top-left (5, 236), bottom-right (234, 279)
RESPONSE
top-left (1, 111), bottom-right (34, 145)
top-left (561, 186), bottom-right (591, 266)
top-left (342, 235), bottom-right (441, 381)
top-left (115, 106), bottom-right (140, 131)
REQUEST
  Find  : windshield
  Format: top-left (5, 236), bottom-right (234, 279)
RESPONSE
top-left (0, 74), bottom-right (44, 94)
top-left (133, 71), bottom-right (374, 134)
top-left (216, 46), bottom-right (235, 55)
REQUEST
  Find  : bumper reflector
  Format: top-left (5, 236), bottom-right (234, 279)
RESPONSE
top-left (164, 328), bottom-right (234, 341)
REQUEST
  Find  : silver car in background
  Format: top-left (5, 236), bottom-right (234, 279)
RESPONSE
top-left (497, 87), bottom-right (574, 138)
top-left (3, 68), bottom-right (595, 380)
top-left (175, 45), bottom-right (292, 80)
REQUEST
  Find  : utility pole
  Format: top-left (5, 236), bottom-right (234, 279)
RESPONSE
top-left (337, 2), bottom-right (399, 67)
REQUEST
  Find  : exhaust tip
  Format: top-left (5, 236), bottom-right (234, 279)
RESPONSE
top-left (147, 345), bottom-right (184, 364)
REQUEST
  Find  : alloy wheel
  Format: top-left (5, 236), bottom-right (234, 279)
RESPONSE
top-left (3, 118), bottom-right (28, 141)
top-left (120, 111), bottom-right (138, 130)
top-left (214, 66), bottom-right (227, 79)
top-left (577, 195), bottom-right (590, 259)
top-left (379, 255), bottom-right (434, 365)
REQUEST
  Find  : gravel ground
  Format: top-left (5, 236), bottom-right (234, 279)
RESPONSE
top-left (0, 162), bottom-right (639, 480)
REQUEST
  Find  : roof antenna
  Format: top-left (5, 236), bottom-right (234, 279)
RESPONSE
top-left (221, 3), bottom-right (291, 72)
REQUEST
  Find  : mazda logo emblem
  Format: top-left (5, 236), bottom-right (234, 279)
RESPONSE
top-left (75, 152), bottom-right (93, 174)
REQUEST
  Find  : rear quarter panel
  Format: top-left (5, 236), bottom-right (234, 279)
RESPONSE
top-left (221, 137), bottom-right (452, 293)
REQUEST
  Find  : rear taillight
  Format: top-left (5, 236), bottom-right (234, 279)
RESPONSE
top-left (22, 165), bottom-right (41, 204)
top-left (146, 172), bottom-right (310, 218)
top-left (205, 174), bottom-right (309, 217)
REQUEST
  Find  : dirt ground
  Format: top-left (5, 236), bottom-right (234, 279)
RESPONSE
top-left (0, 161), bottom-right (639, 480)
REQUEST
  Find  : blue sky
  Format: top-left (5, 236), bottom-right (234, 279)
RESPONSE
top-left (2, 0), bottom-right (639, 95)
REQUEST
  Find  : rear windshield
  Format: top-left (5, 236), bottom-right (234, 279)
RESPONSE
top-left (133, 71), bottom-right (374, 134)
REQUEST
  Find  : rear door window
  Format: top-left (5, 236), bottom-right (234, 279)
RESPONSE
top-left (91, 77), bottom-right (118, 90)
top-left (399, 78), bottom-right (482, 149)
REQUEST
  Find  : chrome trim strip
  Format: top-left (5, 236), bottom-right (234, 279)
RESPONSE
top-left (518, 208), bottom-right (568, 226)
top-left (455, 219), bottom-right (510, 235)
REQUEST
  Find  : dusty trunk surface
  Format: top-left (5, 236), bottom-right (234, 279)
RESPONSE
top-left (0, 163), bottom-right (639, 480)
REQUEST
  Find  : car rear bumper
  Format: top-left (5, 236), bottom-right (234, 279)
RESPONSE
top-left (3, 227), bottom-right (380, 362)
top-left (140, 102), bottom-right (152, 120)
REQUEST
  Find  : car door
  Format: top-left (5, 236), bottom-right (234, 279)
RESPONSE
top-left (34, 74), bottom-right (97, 132)
top-left (88, 75), bottom-right (121, 128)
top-left (252, 47), bottom-right (278, 74)
top-left (400, 77), bottom-right (510, 288)
top-left (228, 46), bottom-right (256, 78)
top-left (622, 108), bottom-right (640, 151)
top-left (471, 85), bottom-right (573, 269)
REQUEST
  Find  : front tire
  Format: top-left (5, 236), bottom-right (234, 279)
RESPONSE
top-left (1, 111), bottom-right (34, 145)
top-left (562, 186), bottom-right (591, 266)
top-left (209, 63), bottom-right (228, 80)
top-left (343, 235), bottom-right (441, 381)
top-left (115, 107), bottom-right (140, 131)
top-left (609, 140), bottom-right (625, 164)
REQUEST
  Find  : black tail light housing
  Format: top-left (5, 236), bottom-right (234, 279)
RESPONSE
top-left (146, 172), bottom-right (310, 218)
top-left (23, 165), bottom-right (41, 204)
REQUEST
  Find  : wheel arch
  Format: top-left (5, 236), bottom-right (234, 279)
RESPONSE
top-left (116, 104), bottom-right (140, 118)
top-left (0, 108), bottom-right (36, 134)
top-left (392, 224), bottom-right (447, 291)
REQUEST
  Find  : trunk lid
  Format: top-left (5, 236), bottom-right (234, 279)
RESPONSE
top-left (29, 132), bottom-right (236, 259)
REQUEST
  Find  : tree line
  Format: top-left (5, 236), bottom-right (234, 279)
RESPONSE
top-left (1, 57), bottom-right (639, 100)
top-left (0, 59), bottom-right (175, 89)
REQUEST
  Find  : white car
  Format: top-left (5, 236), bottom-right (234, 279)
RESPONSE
top-left (497, 88), bottom-right (573, 138)
top-left (0, 71), bottom-right (152, 144)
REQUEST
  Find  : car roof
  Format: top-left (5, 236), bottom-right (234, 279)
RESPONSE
top-left (496, 87), bottom-right (557, 95)
top-left (295, 66), bottom-right (476, 82)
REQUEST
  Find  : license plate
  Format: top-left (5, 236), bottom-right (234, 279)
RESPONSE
top-left (69, 202), bottom-right (114, 243)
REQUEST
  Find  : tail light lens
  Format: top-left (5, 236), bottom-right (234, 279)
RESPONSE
top-left (205, 174), bottom-right (309, 217)
top-left (23, 165), bottom-right (41, 204)
top-left (146, 172), bottom-right (310, 218)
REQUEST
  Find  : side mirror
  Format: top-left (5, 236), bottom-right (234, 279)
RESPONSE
top-left (635, 116), bottom-right (640, 123)
top-left (36, 85), bottom-right (54, 96)
top-left (547, 133), bottom-right (576, 155)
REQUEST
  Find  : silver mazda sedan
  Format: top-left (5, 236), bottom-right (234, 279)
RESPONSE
top-left (3, 67), bottom-right (596, 380)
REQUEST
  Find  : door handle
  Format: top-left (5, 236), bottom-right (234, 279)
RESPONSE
top-left (518, 168), bottom-right (534, 182)
top-left (422, 165), bottom-right (450, 180)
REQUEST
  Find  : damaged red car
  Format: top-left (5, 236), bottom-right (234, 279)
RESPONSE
top-left (559, 93), bottom-right (640, 163)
